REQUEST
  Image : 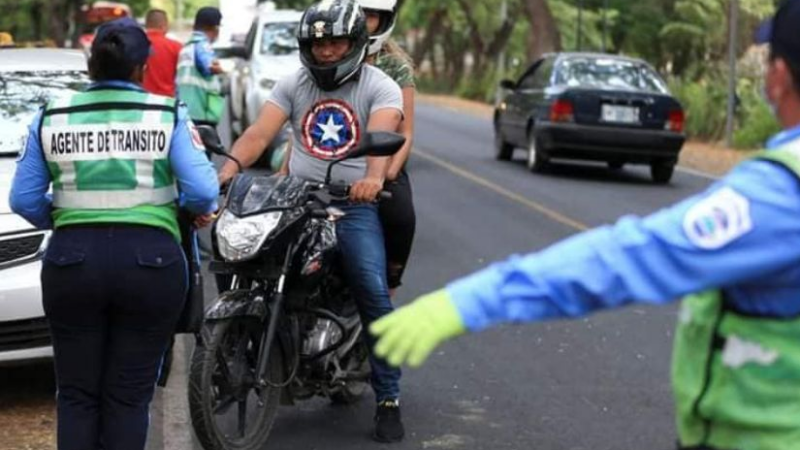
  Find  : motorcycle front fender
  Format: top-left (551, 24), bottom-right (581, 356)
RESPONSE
top-left (205, 289), bottom-right (269, 322)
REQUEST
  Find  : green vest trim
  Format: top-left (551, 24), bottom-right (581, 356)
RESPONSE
top-left (40, 90), bottom-right (181, 241)
top-left (176, 36), bottom-right (223, 123)
top-left (672, 146), bottom-right (800, 450)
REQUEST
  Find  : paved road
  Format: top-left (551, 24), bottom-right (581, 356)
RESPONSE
top-left (169, 101), bottom-right (714, 450)
top-left (1, 100), bottom-right (715, 450)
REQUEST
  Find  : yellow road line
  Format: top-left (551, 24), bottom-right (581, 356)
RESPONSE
top-left (414, 148), bottom-right (589, 232)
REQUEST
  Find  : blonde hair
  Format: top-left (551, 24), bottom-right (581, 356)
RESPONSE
top-left (382, 38), bottom-right (414, 70)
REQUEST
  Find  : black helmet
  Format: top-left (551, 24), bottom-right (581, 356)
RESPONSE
top-left (296, 0), bottom-right (368, 91)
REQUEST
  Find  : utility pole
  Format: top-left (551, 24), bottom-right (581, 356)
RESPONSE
top-left (725, 0), bottom-right (739, 148)
top-left (576, 0), bottom-right (584, 51)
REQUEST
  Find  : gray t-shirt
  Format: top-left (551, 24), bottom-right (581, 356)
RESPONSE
top-left (268, 66), bottom-right (403, 184)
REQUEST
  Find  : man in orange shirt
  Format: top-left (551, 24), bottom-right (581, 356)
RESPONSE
top-left (143, 9), bottom-right (182, 97)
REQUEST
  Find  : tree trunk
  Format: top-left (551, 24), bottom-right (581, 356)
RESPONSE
top-left (412, 8), bottom-right (446, 70)
top-left (46, 0), bottom-right (67, 47)
top-left (524, 0), bottom-right (561, 62)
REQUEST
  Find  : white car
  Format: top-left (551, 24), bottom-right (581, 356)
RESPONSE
top-left (0, 49), bottom-right (89, 365)
top-left (228, 5), bottom-right (304, 138)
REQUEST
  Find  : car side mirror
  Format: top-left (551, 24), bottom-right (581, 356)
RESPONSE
top-left (499, 79), bottom-right (516, 90)
top-left (216, 45), bottom-right (248, 59)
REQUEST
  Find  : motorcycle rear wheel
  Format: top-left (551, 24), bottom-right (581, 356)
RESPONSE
top-left (189, 317), bottom-right (283, 450)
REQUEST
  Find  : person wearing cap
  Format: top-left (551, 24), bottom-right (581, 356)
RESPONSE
top-left (9, 17), bottom-right (219, 450)
top-left (176, 6), bottom-right (225, 128)
top-left (143, 9), bottom-right (183, 97)
top-left (371, 0), bottom-right (800, 448)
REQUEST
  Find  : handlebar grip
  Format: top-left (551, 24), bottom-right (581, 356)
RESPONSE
top-left (378, 190), bottom-right (393, 201)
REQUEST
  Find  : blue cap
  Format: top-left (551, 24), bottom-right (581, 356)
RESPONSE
top-left (194, 7), bottom-right (222, 28)
top-left (755, 0), bottom-right (800, 66)
top-left (93, 18), bottom-right (151, 66)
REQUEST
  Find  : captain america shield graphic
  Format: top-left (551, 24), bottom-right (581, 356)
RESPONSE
top-left (301, 99), bottom-right (361, 160)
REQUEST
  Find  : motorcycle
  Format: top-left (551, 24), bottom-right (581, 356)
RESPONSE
top-left (188, 127), bottom-right (404, 450)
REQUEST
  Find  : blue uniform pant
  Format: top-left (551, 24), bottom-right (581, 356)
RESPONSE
top-left (335, 204), bottom-right (401, 402)
top-left (41, 225), bottom-right (187, 450)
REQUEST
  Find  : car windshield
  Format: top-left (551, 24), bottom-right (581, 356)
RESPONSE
top-left (554, 57), bottom-right (669, 94)
top-left (0, 71), bottom-right (89, 157)
top-left (260, 22), bottom-right (299, 56)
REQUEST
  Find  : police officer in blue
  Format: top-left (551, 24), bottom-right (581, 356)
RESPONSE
top-left (9, 18), bottom-right (218, 450)
top-left (371, 1), bottom-right (800, 449)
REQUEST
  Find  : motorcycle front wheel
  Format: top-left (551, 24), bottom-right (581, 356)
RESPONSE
top-left (189, 317), bottom-right (283, 450)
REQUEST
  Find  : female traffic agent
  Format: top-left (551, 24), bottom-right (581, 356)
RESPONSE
top-left (9, 18), bottom-right (219, 450)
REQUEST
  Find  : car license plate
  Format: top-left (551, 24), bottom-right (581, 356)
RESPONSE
top-left (602, 105), bottom-right (639, 124)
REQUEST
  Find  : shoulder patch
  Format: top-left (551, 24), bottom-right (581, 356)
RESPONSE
top-left (187, 121), bottom-right (206, 151)
top-left (683, 187), bottom-right (753, 250)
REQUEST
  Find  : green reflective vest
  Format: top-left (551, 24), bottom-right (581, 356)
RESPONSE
top-left (672, 147), bottom-right (800, 450)
top-left (39, 89), bottom-right (180, 240)
top-left (176, 34), bottom-right (223, 124)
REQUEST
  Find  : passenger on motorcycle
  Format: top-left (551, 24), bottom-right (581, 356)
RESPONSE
top-left (363, 0), bottom-right (417, 297)
top-left (217, 0), bottom-right (406, 442)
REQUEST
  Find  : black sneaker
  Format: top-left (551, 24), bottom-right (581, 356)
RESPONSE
top-left (373, 399), bottom-right (405, 443)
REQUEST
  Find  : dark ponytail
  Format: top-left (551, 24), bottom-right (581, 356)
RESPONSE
top-left (88, 31), bottom-right (138, 81)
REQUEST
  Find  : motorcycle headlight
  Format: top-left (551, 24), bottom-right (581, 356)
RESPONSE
top-left (216, 210), bottom-right (283, 262)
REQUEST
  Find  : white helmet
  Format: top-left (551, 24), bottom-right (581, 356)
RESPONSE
top-left (359, 0), bottom-right (397, 55)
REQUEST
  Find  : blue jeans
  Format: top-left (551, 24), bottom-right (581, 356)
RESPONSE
top-left (335, 204), bottom-right (401, 402)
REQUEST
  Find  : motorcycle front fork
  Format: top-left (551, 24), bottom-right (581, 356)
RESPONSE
top-left (255, 242), bottom-right (295, 388)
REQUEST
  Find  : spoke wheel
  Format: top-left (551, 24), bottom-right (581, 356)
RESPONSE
top-left (189, 318), bottom-right (283, 450)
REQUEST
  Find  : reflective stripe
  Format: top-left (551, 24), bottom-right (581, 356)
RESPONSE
top-left (176, 72), bottom-right (220, 91)
top-left (56, 161), bottom-right (77, 189)
top-left (135, 160), bottom-right (155, 190)
top-left (53, 186), bottom-right (177, 209)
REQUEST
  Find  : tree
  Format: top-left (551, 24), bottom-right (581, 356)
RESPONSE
top-left (524, 0), bottom-right (561, 61)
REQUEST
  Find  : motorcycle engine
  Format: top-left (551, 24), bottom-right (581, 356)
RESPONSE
top-left (301, 318), bottom-right (343, 358)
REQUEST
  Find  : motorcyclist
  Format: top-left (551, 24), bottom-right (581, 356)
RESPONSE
top-left (217, 0), bottom-right (406, 442)
top-left (279, 0), bottom-right (417, 298)
top-left (371, 1), bottom-right (800, 449)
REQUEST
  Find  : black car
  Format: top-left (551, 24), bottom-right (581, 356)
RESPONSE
top-left (494, 53), bottom-right (685, 183)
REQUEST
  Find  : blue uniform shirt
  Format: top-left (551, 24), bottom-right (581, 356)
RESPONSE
top-left (9, 81), bottom-right (219, 230)
top-left (191, 32), bottom-right (216, 77)
top-left (448, 126), bottom-right (800, 332)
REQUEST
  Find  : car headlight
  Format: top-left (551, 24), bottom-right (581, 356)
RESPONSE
top-left (260, 78), bottom-right (276, 90)
top-left (216, 210), bottom-right (282, 262)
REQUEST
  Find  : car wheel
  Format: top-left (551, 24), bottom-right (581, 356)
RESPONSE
top-left (651, 161), bottom-right (675, 184)
top-left (527, 133), bottom-right (549, 173)
top-left (228, 97), bottom-right (240, 141)
top-left (607, 161), bottom-right (624, 170)
top-left (494, 126), bottom-right (514, 161)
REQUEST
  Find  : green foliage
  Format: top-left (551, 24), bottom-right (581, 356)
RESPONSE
top-left (732, 79), bottom-right (780, 149)
top-left (670, 75), bottom-right (729, 141)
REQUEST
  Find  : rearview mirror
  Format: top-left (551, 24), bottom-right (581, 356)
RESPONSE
top-left (499, 79), bottom-right (516, 90)
top-left (324, 131), bottom-right (406, 184)
top-left (348, 131), bottom-right (405, 159)
top-left (196, 125), bottom-right (224, 155)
